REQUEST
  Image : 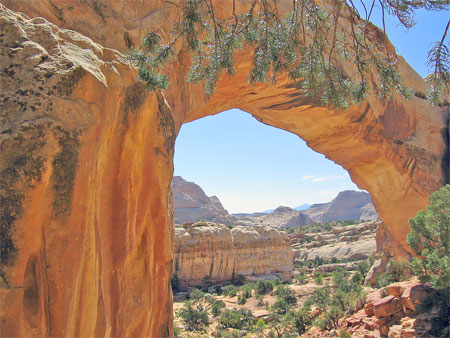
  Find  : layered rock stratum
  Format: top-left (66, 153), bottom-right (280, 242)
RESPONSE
top-left (173, 222), bottom-right (294, 286)
top-left (172, 176), bottom-right (236, 225)
top-left (0, 1), bottom-right (448, 336)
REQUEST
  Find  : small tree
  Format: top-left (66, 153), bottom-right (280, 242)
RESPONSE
top-left (407, 185), bottom-right (450, 290)
top-left (177, 300), bottom-right (209, 330)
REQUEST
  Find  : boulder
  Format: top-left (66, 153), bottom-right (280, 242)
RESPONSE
top-left (374, 296), bottom-right (403, 318)
top-left (401, 283), bottom-right (432, 312)
top-left (388, 285), bottom-right (406, 298)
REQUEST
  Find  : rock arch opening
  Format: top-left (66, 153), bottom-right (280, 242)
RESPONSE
top-left (0, 2), bottom-right (448, 337)
top-left (171, 108), bottom-right (378, 289)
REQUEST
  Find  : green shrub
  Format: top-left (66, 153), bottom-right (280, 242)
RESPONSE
top-left (275, 284), bottom-right (297, 304)
top-left (316, 305), bottom-right (343, 330)
top-left (189, 288), bottom-right (205, 301)
top-left (237, 293), bottom-right (247, 305)
top-left (222, 285), bottom-right (238, 297)
top-left (211, 299), bottom-right (226, 316)
top-left (177, 301), bottom-right (209, 330)
top-left (356, 260), bottom-right (371, 281)
top-left (214, 328), bottom-right (247, 338)
top-left (376, 260), bottom-right (411, 288)
top-left (314, 273), bottom-right (323, 285)
top-left (255, 279), bottom-right (275, 295)
top-left (219, 309), bottom-right (255, 330)
top-left (293, 271), bottom-right (308, 285)
top-left (351, 271), bottom-right (363, 285)
top-left (240, 284), bottom-right (253, 298)
top-left (291, 309), bottom-right (311, 335)
top-left (407, 185), bottom-right (450, 290)
top-left (271, 298), bottom-right (290, 315)
top-left (173, 324), bottom-right (181, 338)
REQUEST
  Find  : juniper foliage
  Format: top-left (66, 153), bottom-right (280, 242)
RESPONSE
top-left (129, 0), bottom-right (449, 108)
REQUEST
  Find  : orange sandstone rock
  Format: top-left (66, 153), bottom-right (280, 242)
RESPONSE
top-left (0, 1), bottom-right (448, 337)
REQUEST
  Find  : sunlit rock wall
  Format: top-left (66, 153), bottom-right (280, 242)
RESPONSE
top-left (0, 1), bottom-right (448, 337)
top-left (173, 222), bottom-right (293, 286)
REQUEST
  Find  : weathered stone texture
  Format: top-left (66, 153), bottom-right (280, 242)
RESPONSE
top-left (173, 222), bottom-right (293, 286)
top-left (0, 0), bottom-right (448, 336)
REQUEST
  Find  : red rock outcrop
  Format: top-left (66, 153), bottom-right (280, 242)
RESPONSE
top-left (0, 1), bottom-right (448, 336)
top-left (173, 222), bottom-right (294, 286)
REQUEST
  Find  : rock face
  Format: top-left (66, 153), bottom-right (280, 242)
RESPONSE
top-left (172, 176), bottom-right (236, 225)
top-left (236, 206), bottom-right (314, 228)
top-left (292, 220), bottom-right (378, 262)
top-left (0, 1), bottom-right (448, 336)
top-left (173, 222), bottom-right (294, 286)
top-left (303, 190), bottom-right (378, 223)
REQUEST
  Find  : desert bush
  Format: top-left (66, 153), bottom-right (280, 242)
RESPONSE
top-left (376, 260), bottom-right (411, 288)
top-left (177, 301), bottom-right (209, 330)
top-left (314, 273), bottom-right (324, 285)
top-left (271, 298), bottom-right (290, 315)
top-left (222, 285), bottom-right (238, 297)
top-left (293, 271), bottom-right (308, 285)
top-left (315, 305), bottom-right (343, 330)
top-left (407, 185), bottom-right (450, 290)
top-left (351, 271), bottom-right (363, 285)
top-left (189, 288), bottom-right (205, 301)
top-left (275, 284), bottom-right (297, 304)
top-left (214, 328), bottom-right (247, 338)
top-left (291, 309), bottom-right (312, 335)
top-left (255, 279), bottom-right (275, 295)
top-left (211, 299), bottom-right (226, 316)
top-left (219, 308), bottom-right (255, 330)
top-left (255, 294), bottom-right (265, 306)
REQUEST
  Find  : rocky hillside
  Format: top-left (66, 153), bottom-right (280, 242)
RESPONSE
top-left (173, 222), bottom-right (293, 286)
top-left (172, 176), bottom-right (236, 225)
top-left (173, 176), bottom-right (376, 228)
top-left (235, 206), bottom-right (314, 228)
top-left (303, 190), bottom-right (377, 222)
top-left (291, 220), bottom-right (379, 263)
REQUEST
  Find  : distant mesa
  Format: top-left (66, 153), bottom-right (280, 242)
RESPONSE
top-left (172, 176), bottom-right (378, 227)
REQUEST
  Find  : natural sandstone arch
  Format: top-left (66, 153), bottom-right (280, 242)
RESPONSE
top-left (0, 1), bottom-right (448, 337)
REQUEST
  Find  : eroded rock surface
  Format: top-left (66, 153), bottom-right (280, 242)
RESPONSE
top-left (0, 6), bottom-right (174, 337)
top-left (1, 1), bottom-right (448, 336)
top-left (292, 220), bottom-right (378, 263)
top-left (172, 176), bottom-right (236, 225)
top-left (173, 222), bottom-right (293, 286)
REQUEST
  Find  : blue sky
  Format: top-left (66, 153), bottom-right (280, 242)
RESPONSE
top-left (174, 9), bottom-right (449, 213)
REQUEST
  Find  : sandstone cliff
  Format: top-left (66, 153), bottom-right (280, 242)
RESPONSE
top-left (173, 222), bottom-right (293, 286)
top-left (0, 1), bottom-right (448, 337)
top-left (172, 176), bottom-right (236, 225)
top-left (303, 190), bottom-right (378, 223)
